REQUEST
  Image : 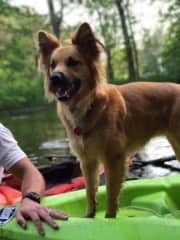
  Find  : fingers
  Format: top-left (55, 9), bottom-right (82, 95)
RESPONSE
top-left (49, 209), bottom-right (68, 221)
top-left (15, 198), bottom-right (69, 236)
top-left (29, 208), bottom-right (68, 234)
top-left (17, 209), bottom-right (45, 236)
top-left (16, 206), bottom-right (68, 235)
top-left (30, 211), bottom-right (45, 235)
top-left (39, 208), bottom-right (59, 229)
top-left (16, 211), bottom-right (27, 229)
top-left (38, 208), bottom-right (68, 230)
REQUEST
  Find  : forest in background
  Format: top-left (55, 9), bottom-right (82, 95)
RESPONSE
top-left (0, 0), bottom-right (179, 110)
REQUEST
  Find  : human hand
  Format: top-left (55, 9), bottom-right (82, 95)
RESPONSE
top-left (16, 198), bottom-right (68, 235)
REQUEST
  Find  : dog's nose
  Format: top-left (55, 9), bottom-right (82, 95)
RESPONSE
top-left (50, 72), bottom-right (67, 87)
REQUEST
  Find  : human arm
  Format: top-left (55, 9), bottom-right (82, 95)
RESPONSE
top-left (0, 123), bottom-right (68, 235)
top-left (9, 157), bottom-right (68, 235)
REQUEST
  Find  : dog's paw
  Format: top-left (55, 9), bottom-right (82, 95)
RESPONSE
top-left (105, 213), bottom-right (116, 218)
top-left (83, 212), bottom-right (95, 218)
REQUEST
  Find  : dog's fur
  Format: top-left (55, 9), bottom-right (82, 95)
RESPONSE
top-left (37, 23), bottom-right (180, 218)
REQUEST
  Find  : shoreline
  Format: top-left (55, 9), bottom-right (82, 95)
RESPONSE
top-left (0, 104), bottom-right (55, 116)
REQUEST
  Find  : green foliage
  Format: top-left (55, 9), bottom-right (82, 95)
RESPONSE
top-left (140, 28), bottom-right (164, 78)
top-left (161, 2), bottom-right (180, 82)
top-left (0, 1), bottom-right (47, 110)
top-left (0, 0), bottom-right (180, 111)
top-left (162, 20), bottom-right (180, 82)
top-left (111, 48), bottom-right (128, 81)
top-left (79, 0), bottom-right (128, 81)
top-left (140, 0), bottom-right (180, 83)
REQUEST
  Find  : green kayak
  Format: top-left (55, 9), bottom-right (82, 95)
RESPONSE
top-left (1, 175), bottom-right (180, 240)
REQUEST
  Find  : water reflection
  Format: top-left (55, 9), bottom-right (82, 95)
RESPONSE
top-left (138, 136), bottom-right (175, 162)
top-left (1, 108), bottom-right (180, 179)
top-left (1, 106), bottom-right (67, 166)
top-left (39, 139), bottom-right (69, 150)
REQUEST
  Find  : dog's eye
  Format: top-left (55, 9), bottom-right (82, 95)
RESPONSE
top-left (50, 60), bottom-right (56, 70)
top-left (66, 57), bottom-right (81, 67)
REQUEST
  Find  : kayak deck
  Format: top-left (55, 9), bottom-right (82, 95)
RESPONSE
top-left (1, 175), bottom-right (180, 240)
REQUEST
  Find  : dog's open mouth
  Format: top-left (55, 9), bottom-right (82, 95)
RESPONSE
top-left (55, 86), bottom-right (72, 102)
top-left (55, 79), bottom-right (81, 102)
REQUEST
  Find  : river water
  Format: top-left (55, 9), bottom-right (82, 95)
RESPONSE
top-left (1, 106), bottom-right (69, 166)
top-left (1, 107), bottom-right (180, 179)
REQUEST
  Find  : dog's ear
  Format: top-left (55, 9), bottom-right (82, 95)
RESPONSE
top-left (36, 31), bottom-right (60, 99)
top-left (37, 31), bottom-right (60, 68)
top-left (72, 23), bottom-right (102, 60)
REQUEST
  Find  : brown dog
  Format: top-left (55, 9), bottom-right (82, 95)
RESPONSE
top-left (37, 22), bottom-right (180, 218)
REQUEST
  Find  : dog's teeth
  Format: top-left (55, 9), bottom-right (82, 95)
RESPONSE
top-left (55, 89), bottom-right (71, 99)
top-left (65, 91), bottom-right (69, 97)
top-left (56, 92), bottom-right (60, 98)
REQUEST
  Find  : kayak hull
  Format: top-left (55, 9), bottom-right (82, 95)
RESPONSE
top-left (1, 175), bottom-right (180, 240)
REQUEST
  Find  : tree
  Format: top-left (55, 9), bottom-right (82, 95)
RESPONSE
top-left (140, 28), bottom-right (164, 79)
top-left (151, 0), bottom-right (180, 82)
top-left (47, 0), bottom-right (64, 38)
top-left (125, 0), bottom-right (140, 79)
top-left (85, 0), bottom-right (120, 81)
top-left (114, 0), bottom-right (137, 81)
top-left (47, 0), bottom-right (79, 39)
top-left (78, 0), bottom-right (130, 82)
top-left (0, 2), bottom-right (47, 109)
top-left (161, 2), bottom-right (180, 82)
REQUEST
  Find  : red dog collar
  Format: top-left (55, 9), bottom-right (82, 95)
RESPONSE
top-left (73, 127), bottom-right (82, 136)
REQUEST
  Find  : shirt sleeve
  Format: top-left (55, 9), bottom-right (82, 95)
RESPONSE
top-left (0, 123), bottom-right (27, 170)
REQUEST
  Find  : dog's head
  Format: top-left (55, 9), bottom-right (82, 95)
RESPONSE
top-left (37, 23), bottom-right (104, 103)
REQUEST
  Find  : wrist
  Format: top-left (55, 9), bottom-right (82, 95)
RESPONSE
top-left (22, 192), bottom-right (41, 204)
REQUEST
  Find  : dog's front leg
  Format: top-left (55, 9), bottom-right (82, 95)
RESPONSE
top-left (104, 154), bottom-right (127, 218)
top-left (80, 158), bottom-right (99, 218)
